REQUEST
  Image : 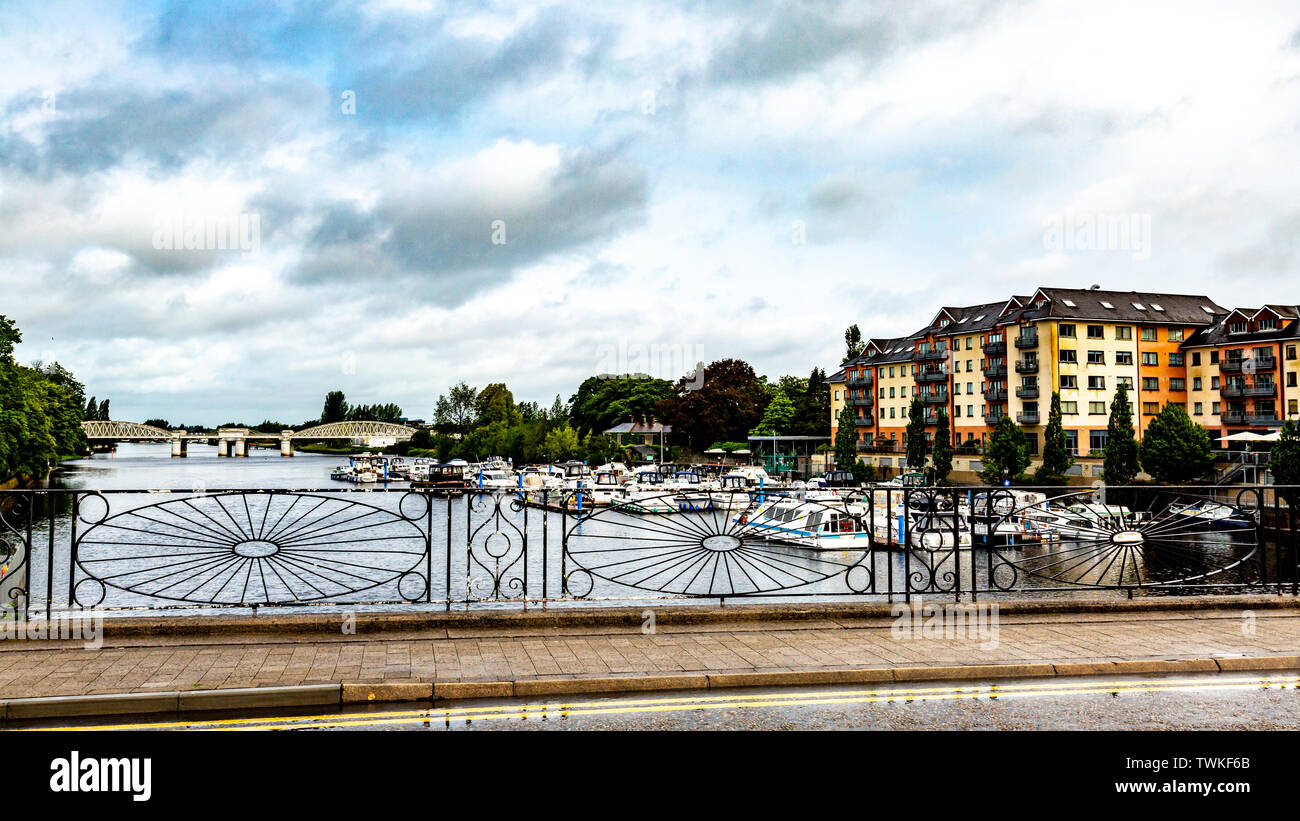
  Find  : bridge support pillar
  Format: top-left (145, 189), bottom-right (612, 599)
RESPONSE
top-left (217, 440), bottom-right (230, 457)
top-left (170, 435), bottom-right (187, 458)
top-left (234, 438), bottom-right (248, 457)
top-left (280, 433), bottom-right (294, 457)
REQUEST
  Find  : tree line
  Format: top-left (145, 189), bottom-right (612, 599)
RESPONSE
top-left (0, 316), bottom-right (90, 481)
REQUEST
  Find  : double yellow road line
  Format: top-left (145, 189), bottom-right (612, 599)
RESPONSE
top-left (25, 674), bottom-right (1300, 731)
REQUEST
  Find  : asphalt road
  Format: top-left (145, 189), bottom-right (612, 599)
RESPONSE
top-left (20, 672), bottom-right (1300, 731)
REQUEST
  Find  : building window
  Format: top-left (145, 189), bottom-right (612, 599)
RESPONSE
top-left (834, 390), bottom-right (840, 400)
top-left (1170, 378), bottom-right (1185, 391)
top-left (1114, 351), bottom-right (1133, 366)
top-left (1168, 328), bottom-right (1185, 342)
top-left (1212, 401), bottom-right (1221, 415)
top-left (1142, 402), bottom-right (1158, 415)
top-left (1059, 349), bottom-right (1078, 363)
top-left (1289, 372), bottom-right (1298, 388)
top-left (1210, 350), bottom-right (1220, 364)
top-left (1115, 326), bottom-right (1133, 340)
top-left (1259, 319), bottom-right (1278, 331)
top-left (1191, 352), bottom-right (1201, 366)
top-left (1141, 352), bottom-right (1158, 366)
top-left (954, 406), bottom-right (961, 418)
top-left (1211, 376), bottom-right (1220, 390)
top-left (1193, 402), bottom-right (1203, 415)
top-left (954, 383), bottom-right (961, 395)
top-left (1087, 350), bottom-right (1105, 364)
top-left (889, 388), bottom-right (895, 398)
top-left (1169, 352), bottom-right (1184, 367)
top-left (901, 386), bottom-right (907, 397)
top-left (1061, 401), bottom-right (1078, 414)
top-left (1089, 430), bottom-right (1109, 452)
top-left (966, 338), bottom-right (973, 350)
top-left (1290, 399), bottom-right (1299, 416)
top-left (1287, 345), bottom-right (1297, 361)
top-left (1229, 321), bottom-right (1248, 334)
top-left (1087, 325), bottom-right (1105, 339)
top-left (1088, 376), bottom-right (1106, 390)
top-left (1063, 430), bottom-right (1078, 454)
top-left (1117, 376), bottom-right (1134, 389)
top-left (1060, 375), bottom-right (1077, 389)
top-left (968, 405), bottom-right (974, 417)
top-left (1089, 402), bottom-right (1106, 415)
top-left (1140, 327), bottom-right (1157, 341)
top-left (890, 408), bottom-right (896, 418)
top-left (1193, 377), bottom-right (1202, 391)
top-left (1142, 377), bottom-right (1159, 391)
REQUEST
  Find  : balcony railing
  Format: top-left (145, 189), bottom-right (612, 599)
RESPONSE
top-left (982, 340), bottom-right (1006, 355)
top-left (916, 347), bottom-right (949, 362)
top-left (983, 410), bottom-right (1005, 425)
top-left (846, 374), bottom-right (873, 387)
top-left (1247, 414), bottom-right (1282, 426)
top-left (1245, 384), bottom-right (1276, 397)
top-left (915, 369), bottom-right (947, 383)
top-left (1015, 385), bottom-right (1039, 399)
top-left (1221, 412), bottom-right (1247, 425)
top-left (983, 386), bottom-right (1007, 402)
top-left (1014, 332), bottom-right (1038, 349)
top-left (1221, 356), bottom-right (1276, 373)
top-left (850, 396), bottom-right (874, 408)
top-left (1016, 412), bottom-right (1040, 425)
top-left (923, 390), bottom-right (949, 404)
top-left (853, 416), bottom-right (873, 427)
top-left (1015, 359), bottom-right (1039, 374)
top-left (983, 364), bottom-right (1007, 378)
top-left (923, 411), bottom-right (938, 426)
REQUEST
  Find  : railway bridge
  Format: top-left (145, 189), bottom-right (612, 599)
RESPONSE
top-left (80, 420), bottom-right (417, 457)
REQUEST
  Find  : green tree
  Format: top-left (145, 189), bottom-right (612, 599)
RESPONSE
top-left (475, 383), bottom-right (522, 428)
top-left (1270, 419), bottom-right (1300, 502)
top-left (851, 458), bottom-right (876, 483)
top-left (833, 404), bottom-right (858, 469)
top-left (980, 415), bottom-right (1030, 484)
top-left (410, 429), bottom-right (433, 449)
top-left (750, 388), bottom-right (796, 436)
top-left (1102, 383), bottom-right (1139, 486)
top-left (433, 381), bottom-right (478, 434)
top-left (567, 376), bottom-right (671, 435)
top-left (84, 396), bottom-right (98, 421)
top-left (904, 396), bottom-right (928, 470)
top-left (97, 398), bottom-right (110, 422)
top-left (1035, 391), bottom-right (1073, 485)
top-left (1138, 403), bottom-right (1214, 484)
top-left (794, 367), bottom-right (831, 436)
top-left (931, 406), bottom-right (953, 484)
top-left (843, 324), bottom-right (864, 363)
top-left (321, 391), bottom-right (348, 424)
top-left (543, 424), bottom-right (581, 461)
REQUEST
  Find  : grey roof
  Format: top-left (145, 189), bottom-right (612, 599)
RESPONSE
top-left (929, 300), bottom-right (1006, 336)
top-left (1183, 313), bottom-right (1300, 349)
top-left (1032, 287), bottom-right (1225, 324)
top-left (603, 421), bottom-right (672, 435)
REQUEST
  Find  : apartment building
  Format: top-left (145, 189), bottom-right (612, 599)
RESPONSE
top-left (833, 287), bottom-right (1253, 474)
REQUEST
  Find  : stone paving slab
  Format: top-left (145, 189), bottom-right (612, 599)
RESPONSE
top-left (0, 606), bottom-right (1297, 700)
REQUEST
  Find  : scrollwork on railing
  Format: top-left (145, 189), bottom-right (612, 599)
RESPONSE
top-left (0, 492), bottom-right (33, 618)
top-left (464, 491), bottom-right (528, 601)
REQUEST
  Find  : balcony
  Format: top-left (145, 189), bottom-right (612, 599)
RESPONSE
top-left (923, 410), bottom-right (938, 426)
top-left (846, 374), bottom-right (873, 388)
top-left (1015, 385), bottom-right (1039, 400)
top-left (1245, 384), bottom-right (1277, 398)
top-left (1221, 411), bottom-right (1247, 425)
top-left (1016, 412), bottom-right (1040, 425)
top-left (1221, 355), bottom-right (1276, 373)
top-left (923, 389), bottom-right (949, 404)
top-left (850, 396), bottom-right (874, 408)
top-left (916, 347), bottom-right (949, 362)
top-left (983, 363), bottom-right (1008, 378)
top-left (853, 416), bottom-right (873, 427)
top-left (915, 369), bottom-right (948, 384)
top-left (983, 386), bottom-right (1007, 402)
top-left (1015, 358), bottom-right (1039, 374)
top-left (982, 339), bottom-right (1007, 356)
top-left (1014, 332), bottom-right (1038, 349)
top-left (983, 410), bottom-right (1005, 425)
top-left (1247, 414), bottom-right (1282, 427)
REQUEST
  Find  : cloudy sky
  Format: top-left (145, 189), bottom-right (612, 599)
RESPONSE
top-left (4, 0), bottom-right (1300, 425)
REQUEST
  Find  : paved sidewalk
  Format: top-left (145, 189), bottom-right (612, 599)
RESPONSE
top-left (1, 602), bottom-right (1299, 702)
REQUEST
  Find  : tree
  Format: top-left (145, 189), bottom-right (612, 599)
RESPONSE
top-left (84, 396), bottom-right (98, 421)
top-left (543, 424), bottom-right (581, 461)
top-left (750, 388), bottom-right (796, 436)
top-left (656, 359), bottom-right (767, 452)
top-left (321, 391), bottom-right (348, 424)
top-left (833, 404), bottom-right (858, 469)
top-left (1103, 383), bottom-right (1139, 486)
top-left (0, 316), bottom-right (89, 479)
top-left (568, 376), bottom-right (671, 435)
top-left (980, 415), bottom-right (1030, 484)
top-left (475, 383), bottom-right (522, 428)
top-left (410, 429), bottom-right (433, 449)
top-left (96, 398), bottom-right (110, 422)
top-left (931, 406), bottom-right (953, 484)
top-left (851, 458), bottom-right (876, 483)
top-left (904, 396), bottom-right (927, 470)
top-left (1270, 419), bottom-right (1300, 502)
top-left (843, 324), bottom-right (864, 363)
top-left (433, 381), bottom-right (478, 434)
top-left (1138, 403), bottom-right (1214, 484)
top-left (1035, 391), bottom-right (1073, 485)
top-left (143, 419), bottom-right (171, 430)
top-left (795, 367), bottom-right (831, 436)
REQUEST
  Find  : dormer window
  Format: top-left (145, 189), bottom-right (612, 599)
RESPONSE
top-left (1229, 322), bottom-right (1248, 335)
top-left (1259, 319), bottom-right (1279, 331)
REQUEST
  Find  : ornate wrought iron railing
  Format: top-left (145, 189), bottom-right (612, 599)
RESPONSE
top-left (0, 484), bottom-right (1296, 615)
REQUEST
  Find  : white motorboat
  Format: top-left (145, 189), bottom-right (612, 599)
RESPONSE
top-left (736, 496), bottom-right (874, 550)
top-left (1165, 501), bottom-right (1254, 530)
top-left (612, 472), bottom-right (678, 514)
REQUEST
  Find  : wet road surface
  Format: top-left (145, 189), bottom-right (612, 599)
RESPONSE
top-left (17, 672), bottom-right (1300, 731)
